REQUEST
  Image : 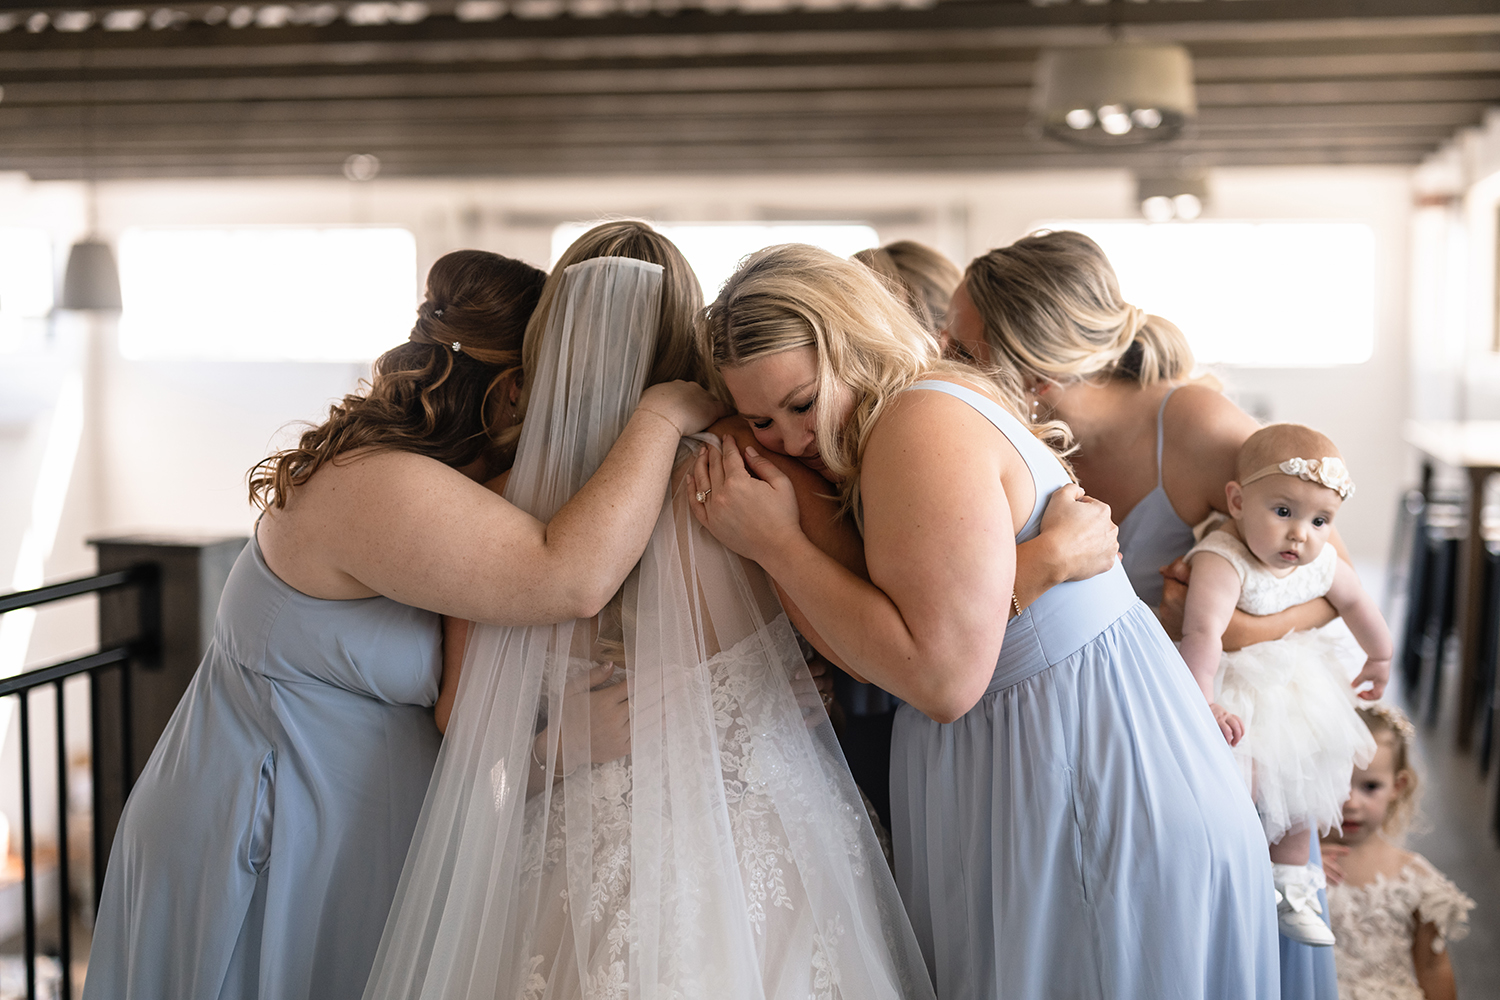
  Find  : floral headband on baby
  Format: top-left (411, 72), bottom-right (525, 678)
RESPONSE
top-left (1240, 456), bottom-right (1356, 500)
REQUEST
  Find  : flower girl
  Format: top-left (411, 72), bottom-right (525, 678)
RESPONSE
top-left (1323, 704), bottom-right (1473, 1000)
top-left (1179, 422), bottom-right (1391, 946)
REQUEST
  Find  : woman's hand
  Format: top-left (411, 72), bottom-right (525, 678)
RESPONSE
top-left (1158, 558), bottom-right (1191, 640)
top-left (638, 381), bottom-right (729, 437)
top-left (539, 663), bottom-right (632, 774)
top-left (789, 655), bottom-right (838, 729)
top-left (1036, 485), bottom-right (1118, 583)
top-left (690, 436), bottom-right (805, 566)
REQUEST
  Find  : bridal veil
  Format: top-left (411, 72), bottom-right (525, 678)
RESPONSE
top-left (363, 253), bottom-right (933, 1000)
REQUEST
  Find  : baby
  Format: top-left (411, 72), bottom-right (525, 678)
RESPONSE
top-left (1179, 422), bottom-right (1391, 946)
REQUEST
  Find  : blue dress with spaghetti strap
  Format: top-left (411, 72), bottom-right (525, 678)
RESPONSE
top-left (1116, 387), bottom-right (1198, 609)
top-left (887, 381), bottom-right (1279, 1000)
top-left (1114, 387), bottom-right (1339, 999)
top-left (83, 532), bottom-right (443, 1000)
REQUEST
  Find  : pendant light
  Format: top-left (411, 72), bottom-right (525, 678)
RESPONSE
top-left (1033, 43), bottom-right (1196, 146)
top-left (59, 42), bottom-right (121, 312)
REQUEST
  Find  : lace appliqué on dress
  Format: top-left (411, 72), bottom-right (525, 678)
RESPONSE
top-left (1327, 854), bottom-right (1474, 1000)
top-left (1186, 529), bottom-right (1338, 616)
top-left (516, 617), bottom-right (863, 1000)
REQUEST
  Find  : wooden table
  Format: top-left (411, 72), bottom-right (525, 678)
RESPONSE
top-left (1404, 420), bottom-right (1500, 753)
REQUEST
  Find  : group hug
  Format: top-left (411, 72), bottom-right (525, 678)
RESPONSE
top-left (79, 222), bottom-right (1472, 1000)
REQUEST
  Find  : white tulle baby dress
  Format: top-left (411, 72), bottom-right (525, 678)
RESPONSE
top-left (1186, 528), bottom-right (1377, 842)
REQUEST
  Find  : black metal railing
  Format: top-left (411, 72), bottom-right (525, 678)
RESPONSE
top-left (0, 565), bottom-right (160, 1000)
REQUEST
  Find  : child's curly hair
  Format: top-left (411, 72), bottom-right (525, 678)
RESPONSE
top-left (1357, 703), bottom-right (1420, 836)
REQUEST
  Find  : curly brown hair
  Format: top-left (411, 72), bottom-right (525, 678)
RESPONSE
top-left (249, 249), bottom-right (548, 510)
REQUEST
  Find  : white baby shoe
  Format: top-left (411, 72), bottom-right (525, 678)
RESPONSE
top-left (1272, 863), bottom-right (1336, 947)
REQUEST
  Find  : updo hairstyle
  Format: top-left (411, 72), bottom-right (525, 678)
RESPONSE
top-left (852, 240), bottom-right (963, 337)
top-left (964, 230), bottom-right (1194, 387)
top-left (701, 243), bottom-right (1062, 527)
top-left (520, 219), bottom-right (704, 416)
top-left (249, 249), bottom-right (547, 510)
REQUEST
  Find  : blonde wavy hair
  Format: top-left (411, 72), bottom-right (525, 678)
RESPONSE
top-left (964, 230), bottom-right (1196, 387)
top-left (701, 243), bottom-right (1067, 527)
top-left (852, 239), bottom-right (962, 337)
top-left (1357, 705), bottom-right (1421, 838)
top-left (520, 220), bottom-right (704, 414)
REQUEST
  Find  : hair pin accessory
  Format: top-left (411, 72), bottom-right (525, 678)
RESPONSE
top-left (452, 341), bottom-right (462, 352)
top-left (433, 307), bottom-right (444, 318)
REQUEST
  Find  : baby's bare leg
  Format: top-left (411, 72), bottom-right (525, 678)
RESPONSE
top-left (1269, 826), bottom-right (1312, 866)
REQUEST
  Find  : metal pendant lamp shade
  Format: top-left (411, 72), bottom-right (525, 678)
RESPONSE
top-left (60, 239), bottom-right (123, 311)
top-left (1034, 44), bottom-right (1196, 146)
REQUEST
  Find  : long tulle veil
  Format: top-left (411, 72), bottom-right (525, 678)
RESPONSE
top-left (363, 255), bottom-right (934, 1000)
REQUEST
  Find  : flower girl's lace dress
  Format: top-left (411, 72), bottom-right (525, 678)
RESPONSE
top-left (1326, 854), bottom-right (1473, 1000)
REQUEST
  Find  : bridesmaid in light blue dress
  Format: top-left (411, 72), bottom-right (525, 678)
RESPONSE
top-left (885, 380), bottom-right (1277, 999)
top-left (960, 229), bottom-right (1350, 1000)
top-left (85, 536), bottom-right (444, 999)
top-left (82, 244), bottom-right (726, 1000)
top-left (692, 244), bottom-right (1279, 1000)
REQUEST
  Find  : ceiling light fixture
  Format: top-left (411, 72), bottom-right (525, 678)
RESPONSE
top-left (1034, 44), bottom-right (1196, 146)
top-left (1135, 172), bottom-right (1209, 223)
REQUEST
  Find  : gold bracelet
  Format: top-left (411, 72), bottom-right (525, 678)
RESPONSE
top-left (634, 406), bottom-right (681, 436)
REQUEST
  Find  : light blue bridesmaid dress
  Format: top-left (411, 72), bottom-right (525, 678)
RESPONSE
top-left (83, 532), bottom-right (443, 1000)
top-left (888, 381), bottom-right (1279, 1000)
top-left (1116, 385), bottom-right (1339, 1000)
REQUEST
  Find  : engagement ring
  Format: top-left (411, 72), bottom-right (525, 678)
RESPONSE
top-left (696, 489), bottom-right (711, 503)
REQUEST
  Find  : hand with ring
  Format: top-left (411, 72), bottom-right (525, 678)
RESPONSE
top-left (689, 435), bottom-right (803, 566)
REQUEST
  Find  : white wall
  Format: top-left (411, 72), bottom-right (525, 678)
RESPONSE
top-left (58, 165), bottom-right (1410, 566)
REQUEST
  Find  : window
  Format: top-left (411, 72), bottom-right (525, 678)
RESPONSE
top-left (118, 227), bottom-right (417, 361)
top-left (1034, 222), bottom-right (1377, 366)
top-left (0, 228), bottom-right (54, 349)
top-left (550, 222), bottom-right (880, 302)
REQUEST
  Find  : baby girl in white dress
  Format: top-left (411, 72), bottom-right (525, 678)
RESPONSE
top-left (1323, 704), bottom-right (1473, 1000)
top-left (1179, 422), bottom-right (1391, 946)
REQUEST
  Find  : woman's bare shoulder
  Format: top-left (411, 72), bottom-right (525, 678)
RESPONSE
top-left (1164, 384), bottom-right (1258, 466)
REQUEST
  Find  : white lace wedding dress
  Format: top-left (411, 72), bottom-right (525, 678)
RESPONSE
top-left (363, 256), bottom-right (932, 1000)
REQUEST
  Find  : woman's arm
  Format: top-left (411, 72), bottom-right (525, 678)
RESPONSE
top-left (265, 380), bottom-right (725, 625)
top-left (709, 418), bottom-right (1118, 681)
top-left (694, 390), bottom-right (1018, 723)
top-left (435, 616), bottom-right (470, 732)
top-left (1160, 383), bottom-right (1260, 523)
top-left (1412, 920), bottom-right (1457, 1000)
top-left (1159, 561), bottom-right (1337, 648)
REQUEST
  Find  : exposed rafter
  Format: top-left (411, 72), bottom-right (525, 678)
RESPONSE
top-left (0, 0), bottom-right (1494, 178)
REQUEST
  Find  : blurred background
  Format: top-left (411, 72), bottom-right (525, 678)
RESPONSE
top-left (2, 0), bottom-right (1500, 995)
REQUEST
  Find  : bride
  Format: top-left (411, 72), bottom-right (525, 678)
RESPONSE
top-left (362, 221), bottom-right (934, 1000)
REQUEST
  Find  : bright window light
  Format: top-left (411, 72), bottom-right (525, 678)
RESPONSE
top-left (551, 222), bottom-right (880, 303)
top-left (0, 228), bottom-right (54, 348)
top-left (1035, 221), bottom-right (1377, 366)
top-left (118, 227), bottom-right (418, 361)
